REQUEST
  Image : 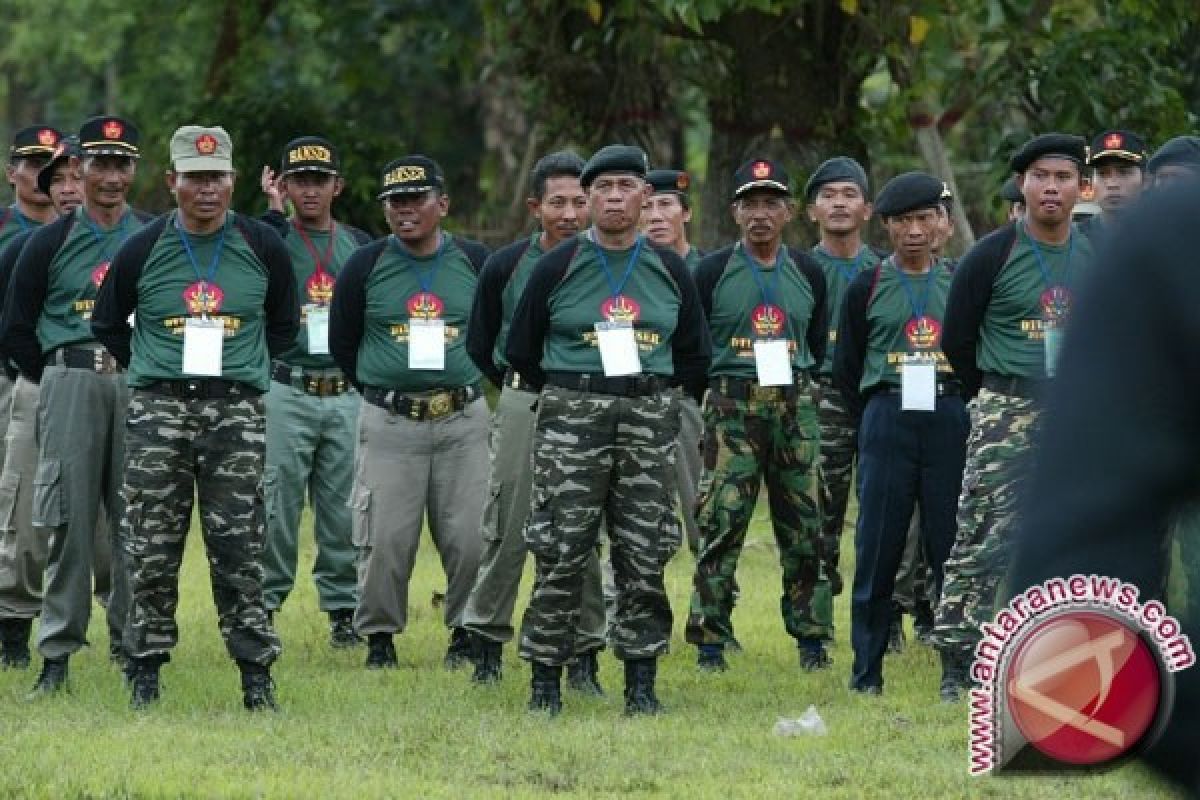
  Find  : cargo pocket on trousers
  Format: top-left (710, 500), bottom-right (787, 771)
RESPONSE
top-left (522, 509), bottom-right (556, 562)
top-left (480, 484), bottom-right (504, 544)
top-left (31, 459), bottom-right (65, 529)
top-left (349, 486), bottom-right (372, 549)
top-left (0, 471), bottom-right (19, 533)
top-left (261, 466), bottom-right (280, 527)
top-left (658, 510), bottom-right (682, 566)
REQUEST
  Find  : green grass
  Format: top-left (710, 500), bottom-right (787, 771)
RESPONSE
top-left (0, 503), bottom-right (1179, 799)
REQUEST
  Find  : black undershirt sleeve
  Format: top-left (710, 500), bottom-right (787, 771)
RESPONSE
top-left (693, 245), bottom-right (734, 321)
top-left (790, 246), bottom-right (829, 369)
top-left (504, 238), bottom-right (578, 391)
top-left (832, 266), bottom-right (876, 420)
top-left (453, 235), bottom-right (491, 275)
top-left (942, 225), bottom-right (1016, 397)
top-left (329, 239), bottom-right (387, 391)
top-left (235, 215), bottom-right (299, 358)
top-left (467, 239), bottom-right (528, 387)
top-left (0, 231), bottom-right (33, 378)
top-left (1, 216), bottom-right (73, 383)
top-left (655, 245), bottom-right (711, 403)
top-left (92, 216), bottom-right (167, 369)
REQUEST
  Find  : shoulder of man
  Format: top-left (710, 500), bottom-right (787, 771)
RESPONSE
top-left (448, 234), bottom-right (490, 273)
top-left (339, 222), bottom-right (374, 246)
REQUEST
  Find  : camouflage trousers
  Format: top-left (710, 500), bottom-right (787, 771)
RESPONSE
top-left (518, 385), bottom-right (680, 665)
top-left (933, 388), bottom-right (1039, 652)
top-left (123, 388), bottom-right (280, 666)
top-left (686, 381), bottom-right (832, 646)
top-left (816, 374), bottom-right (856, 596)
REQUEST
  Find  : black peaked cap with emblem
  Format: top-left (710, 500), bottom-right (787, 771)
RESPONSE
top-left (874, 171), bottom-right (945, 218)
top-left (1088, 129), bottom-right (1148, 167)
top-left (803, 156), bottom-right (868, 202)
top-left (281, 136), bottom-right (340, 175)
top-left (78, 115), bottom-right (139, 158)
top-left (1010, 133), bottom-right (1087, 173)
top-left (732, 158), bottom-right (790, 198)
top-left (646, 169), bottom-right (691, 196)
top-left (378, 154), bottom-right (444, 198)
top-left (580, 144), bottom-right (649, 188)
top-left (10, 125), bottom-right (62, 159)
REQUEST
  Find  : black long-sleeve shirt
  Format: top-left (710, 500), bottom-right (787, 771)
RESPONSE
top-left (465, 236), bottom-right (535, 387)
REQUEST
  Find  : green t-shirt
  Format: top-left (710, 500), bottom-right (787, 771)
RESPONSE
top-left (683, 246), bottom-right (701, 273)
top-left (977, 221), bottom-right (1093, 380)
top-left (861, 259), bottom-right (953, 391)
top-left (38, 206), bottom-right (143, 353)
top-left (542, 236), bottom-right (680, 376)
top-left (279, 221), bottom-right (362, 368)
top-left (812, 243), bottom-right (880, 375)
top-left (127, 211), bottom-right (272, 390)
top-left (493, 233), bottom-right (544, 374)
top-left (707, 244), bottom-right (817, 379)
top-left (355, 234), bottom-right (481, 392)
top-left (0, 205), bottom-right (41, 257)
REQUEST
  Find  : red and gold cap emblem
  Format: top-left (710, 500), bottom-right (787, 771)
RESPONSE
top-left (102, 120), bottom-right (123, 140)
top-left (752, 161), bottom-right (771, 179)
top-left (183, 281), bottom-right (224, 315)
top-left (675, 172), bottom-right (690, 191)
top-left (407, 292), bottom-right (444, 319)
top-left (751, 303), bottom-right (785, 338)
top-left (905, 315), bottom-right (942, 350)
top-left (37, 129), bottom-right (58, 147)
top-left (1104, 132), bottom-right (1123, 150)
top-left (600, 295), bottom-right (641, 323)
top-left (195, 134), bottom-right (218, 155)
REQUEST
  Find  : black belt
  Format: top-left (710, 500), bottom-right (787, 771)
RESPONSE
top-left (45, 346), bottom-right (121, 375)
top-left (502, 369), bottom-right (538, 393)
top-left (544, 371), bottom-right (669, 398)
top-left (875, 380), bottom-right (962, 398)
top-left (271, 362), bottom-right (350, 397)
top-left (711, 374), bottom-right (812, 403)
top-left (362, 383), bottom-right (481, 420)
top-left (141, 378), bottom-right (261, 400)
top-left (981, 373), bottom-right (1046, 400)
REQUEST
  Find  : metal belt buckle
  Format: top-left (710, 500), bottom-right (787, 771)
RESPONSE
top-left (510, 373), bottom-right (521, 390)
top-left (750, 384), bottom-right (780, 403)
top-left (305, 376), bottom-right (320, 395)
top-left (428, 393), bottom-right (453, 419)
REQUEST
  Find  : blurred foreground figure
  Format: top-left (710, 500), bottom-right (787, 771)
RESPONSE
top-left (1009, 179), bottom-right (1200, 793)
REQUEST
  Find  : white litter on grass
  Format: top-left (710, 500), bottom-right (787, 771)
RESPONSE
top-left (772, 705), bottom-right (827, 737)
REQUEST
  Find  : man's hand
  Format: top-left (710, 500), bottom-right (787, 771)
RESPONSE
top-left (260, 166), bottom-right (287, 213)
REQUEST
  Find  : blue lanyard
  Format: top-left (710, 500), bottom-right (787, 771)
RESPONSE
top-left (745, 244), bottom-right (784, 307)
top-left (892, 257), bottom-right (935, 319)
top-left (1024, 224), bottom-right (1075, 291)
top-left (10, 206), bottom-right (30, 234)
top-left (819, 245), bottom-right (865, 284)
top-left (593, 234), bottom-right (643, 299)
top-left (175, 212), bottom-right (227, 287)
top-left (391, 232), bottom-right (445, 295)
top-left (81, 208), bottom-right (130, 263)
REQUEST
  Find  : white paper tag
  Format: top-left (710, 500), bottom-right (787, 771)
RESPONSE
top-left (753, 339), bottom-right (793, 386)
top-left (305, 305), bottom-right (330, 355)
top-left (901, 361), bottom-right (937, 412)
top-left (1044, 325), bottom-right (1063, 378)
top-left (182, 317), bottom-right (224, 376)
top-left (594, 321), bottom-right (641, 377)
top-left (409, 318), bottom-right (446, 370)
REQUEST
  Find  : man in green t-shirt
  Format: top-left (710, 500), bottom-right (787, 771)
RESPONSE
top-left (1, 125), bottom-right (62, 255)
top-left (832, 171), bottom-right (968, 699)
top-left (92, 125), bottom-right (298, 711)
top-left (329, 155), bottom-right (490, 672)
top-left (685, 158), bottom-right (832, 674)
top-left (3, 116), bottom-right (147, 696)
top-left (1078, 129), bottom-right (1147, 245)
top-left (506, 144), bottom-right (710, 715)
top-left (935, 133), bottom-right (1093, 695)
top-left (258, 137), bottom-right (371, 648)
top-left (462, 150), bottom-right (607, 690)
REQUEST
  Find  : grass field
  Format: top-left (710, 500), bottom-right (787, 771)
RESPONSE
top-left (0, 503), bottom-right (1180, 799)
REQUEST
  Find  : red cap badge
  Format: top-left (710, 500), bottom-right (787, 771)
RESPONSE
top-left (195, 134), bottom-right (218, 155)
top-left (752, 161), bottom-right (771, 179)
top-left (37, 129), bottom-right (58, 147)
top-left (102, 120), bottom-right (123, 140)
top-left (1104, 133), bottom-right (1123, 150)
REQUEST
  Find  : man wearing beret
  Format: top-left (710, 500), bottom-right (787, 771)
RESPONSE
top-left (833, 171), bottom-right (968, 698)
top-left (257, 137), bottom-right (371, 648)
top-left (1078, 129), bottom-right (1147, 243)
top-left (999, 177), bottom-right (1025, 222)
top-left (0, 136), bottom-right (81, 669)
top-left (329, 154), bottom-right (490, 672)
top-left (804, 156), bottom-right (878, 601)
top-left (1148, 135), bottom-right (1200, 187)
top-left (641, 168), bottom-right (706, 558)
top-left (933, 133), bottom-right (1094, 696)
top-left (506, 143), bottom-right (710, 715)
top-left (3, 116), bottom-right (152, 695)
top-left (92, 125), bottom-right (298, 710)
top-left (685, 158), bottom-right (832, 674)
top-left (463, 150), bottom-right (607, 690)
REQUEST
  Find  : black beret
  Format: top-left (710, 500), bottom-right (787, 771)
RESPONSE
top-left (803, 156), bottom-right (868, 202)
top-left (10, 125), bottom-right (62, 159)
top-left (36, 135), bottom-right (81, 196)
top-left (999, 176), bottom-right (1024, 204)
top-left (580, 144), bottom-right (649, 188)
top-left (281, 136), bottom-right (339, 175)
top-left (732, 158), bottom-right (790, 198)
top-left (646, 169), bottom-right (691, 195)
top-left (873, 171), bottom-right (944, 218)
top-left (1088, 129), bottom-right (1147, 167)
top-left (1147, 136), bottom-right (1200, 174)
top-left (78, 116), bottom-right (140, 158)
top-left (1009, 133), bottom-right (1087, 173)
top-left (379, 155), bottom-right (444, 198)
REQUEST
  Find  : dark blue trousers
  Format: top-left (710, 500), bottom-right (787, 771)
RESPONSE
top-left (850, 391), bottom-right (968, 690)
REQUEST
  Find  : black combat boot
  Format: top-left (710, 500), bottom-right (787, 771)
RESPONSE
top-left (472, 639), bottom-right (503, 684)
top-left (239, 661), bottom-right (278, 711)
top-left (623, 658), bottom-right (663, 715)
top-left (913, 599), bottom-right (936, 646)
top-left (443, 627), bottom-right (473, 670)
top-left (887, 606), bottom-right (906, 654)
top-left (566, 650), bottom-right (604, 695)
top-left (129, 657), bottom-right (162, 710)
top-left (696, 644), bottom-right (728, 673)
top-left (0, 618), bottom-right (32, 669)
top-left (328, 609), bottom-right (361, 649)
top-left (798, 638), bottom-right (831, 671)
top-left (365, 632), bottom-right (398, 669)
top-left (528, 662), bottom-right (562, 715)
top-left (939, 647), bottom-right (969, 703)
top-left (30, 656), bottom-right (68, 696)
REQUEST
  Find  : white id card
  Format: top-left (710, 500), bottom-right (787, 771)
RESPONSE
top-left (753, 339), bottom-right (793, 386)
top-left (1044, 325), bottom-right (1063, 378)
top-left (408, 318), bottom-right (446, 370)
top-left (305, 305), bottom-right (330, 355)
top-left (901, 360), bottom-right (937, 412)
top-left (182, 317), bottom-right (224, 376)
top-left (594, 321), bottom-right (641, 377)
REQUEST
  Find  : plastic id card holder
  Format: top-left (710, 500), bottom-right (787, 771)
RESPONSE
top-left (182, 317), bottom-right (224, 377)
top-left (305, 305), bottom-right (330, 355)
top-left (753, 339), bottom-right (793, 386)
top-left (901, 360), bottom-right (937, 411)
top-left (408, 318), bottom-right (446, 370)
top-left (594, 321), bottom-right (641, 377)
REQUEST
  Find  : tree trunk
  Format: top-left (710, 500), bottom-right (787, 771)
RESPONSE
top-left (913, 121), bottom-right (976, 252)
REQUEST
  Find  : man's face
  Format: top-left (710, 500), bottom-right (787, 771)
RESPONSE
top-left (47, 162), bottom-right (82, 214)
top-left (282, 171), bottom-right (342, 225)
top-left (1154, 165), bottom-right (1199, 188)
top-left (6, 156), bottom-right (52, 209)
top-left (1017, 157), bottom-right (1082, 227)
top-left (1092, 160), bottom-right (1144, 213)
top-left (732, 190), bottom-right (793, 246)
top-left (587, 172), bottom-right (649, 237)
top-left (530, 174), bottom-right (587, 247)
top-left (640, 192), bottom-right (690, 250)
top-left (884, 207), bottom-right (939, 264)
top-left (81, 155), bottom-right (136, 210)
top-left (383, 190), bottom-right (448, 243)
top-left (169, 170), bottom-right (235, 227)
top-left (807, 181), bottom-right (870, 236)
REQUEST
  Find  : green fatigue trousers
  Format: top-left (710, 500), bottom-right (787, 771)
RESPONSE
top-left (816, 373), bottom-right (856, 596)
